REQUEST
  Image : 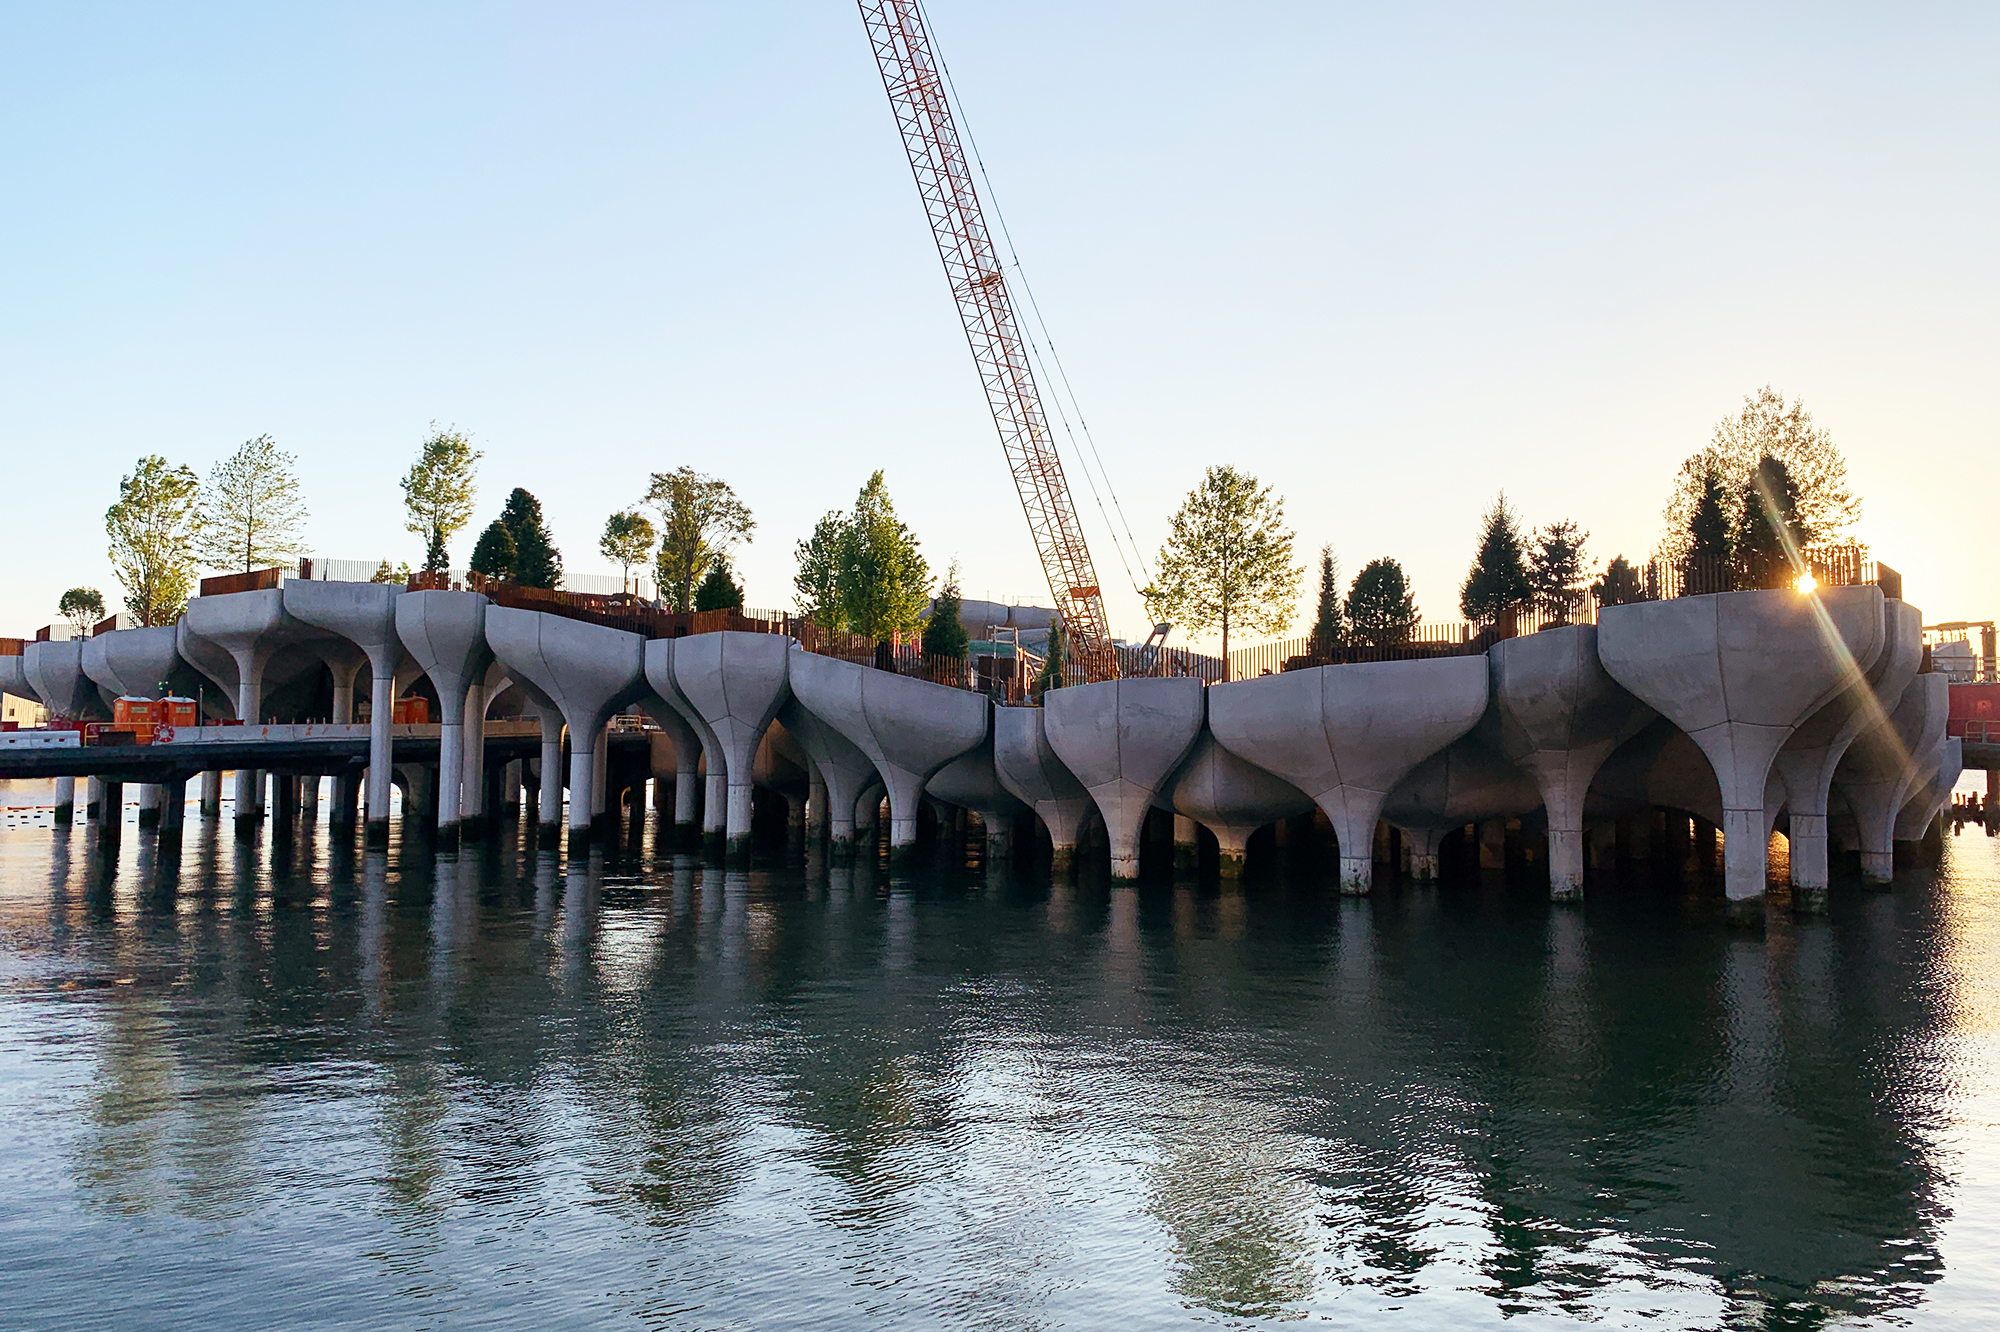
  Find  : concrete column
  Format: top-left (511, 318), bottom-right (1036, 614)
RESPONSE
top-left (504, 760), bottom-right (523, 816)
top-left (1478, 819), bottom-right (1506, 870)
top-left (98, 780), bottom-right (122, 842)
top-left (86, 775), bottom-right (103, 821)
top-left (807, 769), bottom-right (828, 842)
top-left (460, 680), bottom-right (488, 838)
top-left (1173, 815), bottom-right (1199, 873)
top-left (1405, 826), bottom-right (1446, 880)
top-left (566, 724), bottom-right (599, 843)
top-left (591, 727), bottom-right (610, 822)
top-left (301, 774), bottom-right (320, 821)
top-left (1042, 677), bottom-right (1204, 880)
top-left (54, 776), bottom-right (75, 823)
top-left (993, 706), bottom-right (1094, 874)
top-left (138, 783), bottom-right (162, 828)
top-left (366, 664), bottom-right (395, 843)
top-left (332, 772), bottom-right (359, 828)
top-left (781, 699), bottom-right (879, 860)
top-left (786, 792), bottom-right (806, 843)
top-left (538, 713), bottom-right (564, 848)
top-left (160, 776), bottom-right (187, 844)
top-left (199, 770), bottom-right (221, 818)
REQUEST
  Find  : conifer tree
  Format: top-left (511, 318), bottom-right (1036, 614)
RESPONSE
top-left (1682, 463), bottom-right (1733, 592)
top-left (1347, 558), bottom-right (1419, 648)
top-left (921, 561), bottom-right (970, 661)
top-left (1736, 455), bottom-right (1811, 589)
top-left (1309, 545), bottom-right (1344, 655)
top-left (499, 488), bottom-right (562, 589)
top-left (1459, 492), bottom-right (1532, 626)
top-left (468, 521), bottom-right (517, 581)
top-left (1527, 520), bottom-right (1589, 623)
top-left (693, 553), bottom-right (745, 611)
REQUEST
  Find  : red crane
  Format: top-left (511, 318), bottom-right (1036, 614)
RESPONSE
top-left (857, 0), bottom-right (1120, 683)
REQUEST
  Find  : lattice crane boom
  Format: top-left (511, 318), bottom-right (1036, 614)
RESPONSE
top-left (857, 0), bottom-right (1119, 683)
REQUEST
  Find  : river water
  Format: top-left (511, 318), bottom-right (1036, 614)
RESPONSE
top-left (2, 799), bottom-right (1998, 1330)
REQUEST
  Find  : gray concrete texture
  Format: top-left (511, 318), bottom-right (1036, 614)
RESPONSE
top-left (1043, 676), bottom-right (1205, 880)
top-left (992, 705), bottom-right (1097, 868)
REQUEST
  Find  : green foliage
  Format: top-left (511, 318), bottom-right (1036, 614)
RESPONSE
top-left (1527, 519), bottom-right (1589, 622)
top-left (1685, 463), bottom-right (1732, 563)
top-left (368, 560), bottom-right (412, 585)
top-left (1459, 492), bottom-right (1532, 625)
top-left (1661, 387), bottom-right (1858, 563)
top-left (1346, 558), bottom-right (1419, 648)
top-left (1591, 555), bottom-right (1646, 607)
top-left (921, 562), bottom-right (970, 660)
top-left (1144, 465), bottom-right (1302, 666)
top-left (599, 510), bottom-right (656, 594)
top-left (400, 425), bottom-right (480, 573)
top-left (793, 511), bottom-right (847, 629)
top-left (468, 521), bottom-right (517, 581)
top-left (59, 588), bottom-right (105, 636)
top-left (1035, 615), bottom-right (1068, 696)
top-left (839, 472), bottom-right (930, 639)
top-left (1310, 545), bottom-right (1343, 652)
top-left (646, 467), bottom-right (754, 612)
top-left (500, 488), bottom-right (562, 589)
top-left (105, 455), bottom-right (201, 627)
top-left (195, 434), bottom-right (309, 573)
top-left (1737, 455), bottom-right (1811, 590)
top-left (693, 554), bottom-right (745, 611)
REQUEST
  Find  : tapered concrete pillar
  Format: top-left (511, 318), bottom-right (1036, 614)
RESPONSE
top-left (1489, 625), bottom-right (1657, 900)
top-left (54, 776), bottom-right (75, 823)
top-left (395, 590), bottom-right (494, 848)
top-left (1403, 825), bottom-right (1447, 880)
top-left (1834, 672), bottom-right (1949, 883)
top-left (993, 705), bottom-right (1097, 872)
top-left (1164, 732), bottom-right (1314, 880)
top-left (81, 626), bottom-right (182, 712)
top-left (806, 768), bottom-right (829, 841)
top-left (591, 727), bottom-right (610, 826)
top-left (537, 711), bottom-right (565, 847)
top-left (1478, 820), bottom-right (1506, 869)
top-left (23, 639), bottom-right (96, 720)
top-left (670, 631), bottom-right (792, 858)
top-left (927, 733), bottom-right (1028, 864)
top-left (1042, 677), bottom-right (1204, 880)
top-left (641, 638), bottom-right (728, 849)
top-left (459, 662), bottom-right (507, 840)
top-left (1599, 586), bottom-right (1886, 911)
top-left (1770, 600), bottom-right (1920, 902)
top-left (503, 760), bottom-right (523, 816)
top-left (855, 782), bottom-right (884, 838)
top-left (787, 648), bottom-right (988, 860)
top-left (780, 699), bottom-right (880, 857)
top-left (485, 605), bottom-right (648, 852)
top-left (1210, 657), bottom-right (1489, 894)
top-left (184, 588), bottom-right (313, 824)
top-left (1896, 736), bottom-right (1962, 843)
top-left (283, 581), bottom-right (406, 845)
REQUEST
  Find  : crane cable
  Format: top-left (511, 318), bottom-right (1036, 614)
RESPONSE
top-left (914, 0), bottom-right (1154, 608)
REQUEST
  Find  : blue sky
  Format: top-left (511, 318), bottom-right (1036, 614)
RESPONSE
top-left (2, 1), bottom-right (1994, 645)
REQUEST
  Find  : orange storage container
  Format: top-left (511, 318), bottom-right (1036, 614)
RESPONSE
top-left (392, 698), bottom-right (430, 724)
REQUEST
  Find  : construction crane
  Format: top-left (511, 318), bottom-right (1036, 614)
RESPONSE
top-left (857, 0), bottom-right (1120, 683)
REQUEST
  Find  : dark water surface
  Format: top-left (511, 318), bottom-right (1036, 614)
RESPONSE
top-left (3, 810), bottom-right (1998, 1330)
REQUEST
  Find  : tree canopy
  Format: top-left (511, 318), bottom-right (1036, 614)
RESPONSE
top-left (59, 588), bottom-right (104, 637)
top-left (921, 561), bottom-right (970, 661)
top-left (792, 472), bottom-right (931, 640)
top-left (1347, 558), bottom-right (1419, 648)
top-left (646, 468), bottom-right (753, 612)
top-left (599, 511), bottom-right (656, 595)
top-left (1736, 455), bottom-right (1810, 590)
top-left (400, 425), bottom-right (480, 574)
top-left (1527, 519), bottom-right (1589, 623)
top-left (1660, 387), bottom-right (1858, 563)
top-left (1459, 492), bottom-right (1532, 625)
top-left (1144, 465), bottom-right (1302, 668)
top-left (1591, 556), bottom-right (1647, 607)
top-left (468, 521), bottom-right (517, 581)
top-left (1309, 545), bottom-right (1344, 653)
top-left (106, 455), bottom-right (201, 627)
top-left (694, 554), bottom-right (745, 611)
top-left (196, 434), bottom-right (308, 573)
top-left (499, 488), bottom-right (562, 589)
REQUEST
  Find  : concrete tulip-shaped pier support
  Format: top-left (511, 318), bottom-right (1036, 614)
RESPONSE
top-left (1488, 625), bottom-right (1656, 900)
top-left (636, 695), bottom-right (707, 845)
top-left (1896, 735), bottom-right (1962, 842)
top-left (80, 627), bottom-right (181, 703)
top-left (504, 671), bottom-right (569, 847)
top-left (993, 705), bottom-right (1096, 872)
top-left (1210, 658), bottom-right (1489, 894)
top-left (642, 639), bottom-right (730, 848)
top-left (1042, 677), bottom-right (1205, 880)
top-left (0, 654), bottom-right (34, 712)
top-left (670, 632), bottom-right (792, 857)
top-left (1383, 728), bottom-right (1544, 879)
top-left (485, 605), bottom-right (647, 848)
top-left (927, 733), bottom-right (1028, 862)
top-left (186, 588), bottom-right (320, 825)
top-left (787, 649), bottom-right (988, 860)
top-left (394, 591), bottom-right (494, 847)
top-left (23, 639), bottom-right (96, 719)
top-left (1162, 732), bottom-right (1314, 879)
top-left (1599, 585), bottom-right (1885, 909)
top-left (284, 581), bottom-right (406, 844)
top-left (1833, 670), bottom-right (1948, 883)
top-left (1769, 599), bottom-right (1919, 900)
top-left (778, 698), bottom-right (880, 855)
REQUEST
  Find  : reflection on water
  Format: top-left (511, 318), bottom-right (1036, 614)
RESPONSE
top-left (1, 812), bottom-right (1997, 1329)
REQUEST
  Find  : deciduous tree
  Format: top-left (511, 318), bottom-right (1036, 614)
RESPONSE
top-left (400, 425), bottom-right (480, 574)
top-left (837, 471), bottom-right (929, 640)
top-left (195, 434), bottom-right (309, 573)
top-left (1145, 465), bottom-right (1302, 671)
top-left (1660, 386), bottom-right (1858, 563)
top-left (645, 468), bottom-right (753, 612)
top-left (599, 511), bottom-right (656, 595)
top-left (105, 455), bottom-right (201, 627)
top-left (59, 588), bottom-right (104, 637)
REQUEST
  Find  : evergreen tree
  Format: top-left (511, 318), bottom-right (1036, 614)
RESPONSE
top-left (921, 561), bottom-right (970, 661)
top-left (468, 520), bottom-right (517, 581)
top-left (1660, 386), bottom-right (1859, 564)
top-left (1346, 558), bottom-right (1419, 648)
top-left (1527, 520), bottom-right (1589, 622)
top-left (693, 553), bottom-right (745, 611)
top-left (1035, 615), bottom-right (1068, 696)
top-left (499, 488), bottom-right (562, 589)
top-left (1736, 455), bottom-right (1811, 590)
top-left (1309, 545), bottom-right (1344, 655)
top-left (1459, 492), bottom-right (1532, 625)
top-left (1682, 462), bottom-right (1733, 592)
top-left (1591, 555), bottom-right (1645, 607)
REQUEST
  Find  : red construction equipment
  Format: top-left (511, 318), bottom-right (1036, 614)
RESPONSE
top-left (857, 0), bottom-right (1119, 683)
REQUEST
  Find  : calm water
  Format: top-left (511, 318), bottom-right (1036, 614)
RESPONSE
top-left (3, 800), bottom-right (1999, 1330)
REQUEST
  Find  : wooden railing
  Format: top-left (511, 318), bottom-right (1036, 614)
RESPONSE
top-left (198, 567), bottom-right (285, 598)
top-left (0, 637), bottom-right (21, 657)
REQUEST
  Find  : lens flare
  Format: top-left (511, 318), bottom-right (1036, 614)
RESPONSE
top-left (1797, 573), bottom-right (1818, 594)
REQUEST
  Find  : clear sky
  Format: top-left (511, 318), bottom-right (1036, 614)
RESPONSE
top-left (3, 1), bottom-right (1994, 648)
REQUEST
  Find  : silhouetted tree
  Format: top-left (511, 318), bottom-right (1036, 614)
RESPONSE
top-left (468, 521), bottom-right (517, 581)
top-left (1527, 519), bottom-right (1589, 623)
top-left (1347, 558), bottom-right (1419, 648)
top-left (499, 488), bottom-right (562, 589)
top-left (1309, 545), bottom-right (1344, 655)
top-left (1459, 493), bottom-right (1532, 627)
top-left (693, 553), bottom-right (744, 611)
